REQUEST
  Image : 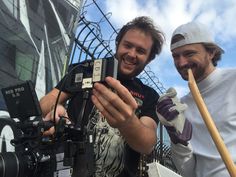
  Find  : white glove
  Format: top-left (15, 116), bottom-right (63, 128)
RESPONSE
top-left (156, 87), bottom-right (187, 134)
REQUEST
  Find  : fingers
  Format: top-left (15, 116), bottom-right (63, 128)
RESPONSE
top-left (91, 93), bottom-right (125, 127)
top-left (93, 77), bottom-right (137, 113)
top-left (43, 105), bottom-right (71, 136)
top-left (91, 77), bottom-right (137, 127)
top-left (44, 104), bottom-right (68, 122)
top-left (158, 87), bottom-right (177, 102)
top-left (156, 97), bottom-right (174, 110)
top-left (166, 87), bottom-right (177, 97)
top-left (42, 116), bottom-right (71, 136)
top-left (92, 89), bottom-right (122, 116)
top-left (104, 77), bottom-right (138, 109)
top-left (43, 127), bottom-right (55, 136)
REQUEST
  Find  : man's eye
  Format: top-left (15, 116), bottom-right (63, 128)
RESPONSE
top-left (172, 54), bottom-right (179, 60)
top-left (185, 52), bottom-right (195, 57)
top-left (172, 54), bottom-right (177, 58)
top-left (124, 43), bottom-right (132, 48)
top-left (137, 49), bottom-right (146, 55)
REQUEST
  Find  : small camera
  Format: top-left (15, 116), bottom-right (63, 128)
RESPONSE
top-left (67, 57), bottom-right (118, 92)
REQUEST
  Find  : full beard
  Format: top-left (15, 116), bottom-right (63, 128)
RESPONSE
top-left (118, 61), bottom-right (145, 79)
top-left (177, 63), bottom-right (208, 82)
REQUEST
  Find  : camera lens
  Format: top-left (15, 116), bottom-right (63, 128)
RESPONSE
top-left (0, 152), bottom-right (29, 177)
top-left (0, 152), bottom-right (20, 177)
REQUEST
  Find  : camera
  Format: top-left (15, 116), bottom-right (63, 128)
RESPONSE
top-left (0, 80), bottom-right (57, 177)
top-left (60, 57), bottom-right (118, 176)
top-left (0, 57), bottom-right (118, 177)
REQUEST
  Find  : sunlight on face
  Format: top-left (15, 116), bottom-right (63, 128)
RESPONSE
top-left (172, 44), bottom-right (215, 82)
top-left (116, 28), bottom-right (153, 78)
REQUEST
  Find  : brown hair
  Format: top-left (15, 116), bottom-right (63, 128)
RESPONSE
top-left (203, 43), bottom-right (223, 66)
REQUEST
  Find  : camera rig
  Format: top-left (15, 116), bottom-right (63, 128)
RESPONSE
top-left (0, 57), bottom-right (118, 177)
top-left (0, 80), bottom-right (57, 177)
top-left (59, 57), bottom-right (118, 176)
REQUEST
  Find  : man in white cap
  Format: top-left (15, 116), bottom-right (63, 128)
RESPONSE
top-left (156, 21), bottom-right (236, 177)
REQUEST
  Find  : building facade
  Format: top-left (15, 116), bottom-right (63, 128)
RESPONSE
top-left (0, 0), bottom-right (82, 153)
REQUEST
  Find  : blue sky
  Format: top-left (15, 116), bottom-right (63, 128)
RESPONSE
top-left (83, 0), bottom-right (236, 97)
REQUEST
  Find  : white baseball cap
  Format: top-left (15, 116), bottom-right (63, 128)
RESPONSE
top-left (170, 21), bottom-right (224, 52)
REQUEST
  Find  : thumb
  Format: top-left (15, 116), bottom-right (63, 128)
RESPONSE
top-left (43, 112), bottom-right (53, 121)
top-left (43, 127), bottom-right (55, 136)
top-left (158, 87), bottom-right (177, 102)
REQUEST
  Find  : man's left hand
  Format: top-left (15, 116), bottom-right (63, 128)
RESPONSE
top-left (91, 76), bottom-right (138, 128)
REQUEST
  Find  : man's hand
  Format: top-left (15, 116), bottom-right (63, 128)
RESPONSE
top-left (156, 88), bottom-right (192, 145)
top-left (91, 77), bottom-right (138, 128)
top-left (43, 104), bottom-right (69, 136)
top-left (92, 77), bottom-right (157, 154)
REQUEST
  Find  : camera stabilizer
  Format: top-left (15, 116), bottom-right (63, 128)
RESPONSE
top-left (59, 57), bottom-right (118, 177)
top-left (0, 57), bottom-right (118, 177)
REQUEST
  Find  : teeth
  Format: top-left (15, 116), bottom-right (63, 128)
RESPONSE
top-left (123, 58), bottom-right (135, 65)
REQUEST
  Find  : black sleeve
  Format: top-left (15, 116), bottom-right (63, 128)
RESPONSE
top-left (140, 86), bottom-right (159, 125)
top-left (55, 74), bottom-right (76, 94)
top-left (55, 76), bottom-right (67, 91)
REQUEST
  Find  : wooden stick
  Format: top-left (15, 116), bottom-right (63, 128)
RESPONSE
top-left (188, 69), bottom-right (236, 177)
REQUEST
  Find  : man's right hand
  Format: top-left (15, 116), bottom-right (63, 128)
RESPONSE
top-left (156, 88), bottom-right (192, 146)
top-left (43, 104), bottom-right (69, 136)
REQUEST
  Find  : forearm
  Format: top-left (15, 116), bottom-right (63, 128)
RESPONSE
top-left (118, 116), bottom-right (157, 154)
top-left (39, 88), bottom-right (69, 117)
top-left (40, 94), bottom-right (57, 117)
top-left (171, 142), bottom-right (196, 177)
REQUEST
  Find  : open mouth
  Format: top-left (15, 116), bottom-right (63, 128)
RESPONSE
top-left (123, 57), bottom-right (136, 66)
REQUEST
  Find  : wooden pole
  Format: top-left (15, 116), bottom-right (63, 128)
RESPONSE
top-left (188, 69), bottom-right (236, 177)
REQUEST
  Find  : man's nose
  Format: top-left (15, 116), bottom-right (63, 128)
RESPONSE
top-left (127, 48), bottom-right (137, 58)
top-left (177, 55), bottom-right (189, 67)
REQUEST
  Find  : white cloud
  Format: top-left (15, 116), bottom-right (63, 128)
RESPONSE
top-left (104, 0), bottom-right (236, 46)
top-left (173, 85), bottom-right (189, 98)
top-left (102, 0), bottom-right (236, 96)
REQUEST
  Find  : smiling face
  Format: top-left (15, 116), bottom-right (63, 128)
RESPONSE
top-left (116, 28), bottom-right (153, 79)
top-left (171, 43), bottom-right (215, 82)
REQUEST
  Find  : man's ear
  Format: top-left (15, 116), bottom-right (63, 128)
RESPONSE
top-left (209, 50), bottom-right (216, 61)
